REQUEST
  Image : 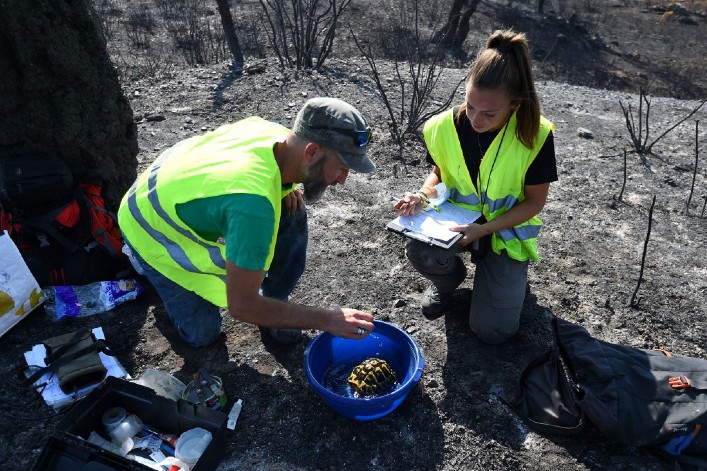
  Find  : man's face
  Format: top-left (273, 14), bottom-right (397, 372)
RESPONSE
top-left (302, 149), bottom-right (349, 202)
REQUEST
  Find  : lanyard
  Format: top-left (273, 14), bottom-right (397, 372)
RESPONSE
top-left (475, 122), bottom-right (509, 213)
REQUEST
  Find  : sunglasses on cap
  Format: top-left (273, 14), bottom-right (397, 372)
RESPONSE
top-left (311, 125), bottom-right (372, 147)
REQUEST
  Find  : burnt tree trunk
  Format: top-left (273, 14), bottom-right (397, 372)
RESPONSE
top-left (432, 0), bottom-right (481, 50)
top-left (451, 0), bottom-right (480, 49)
top-left (215, 0), bottom-right (245, 71)
top-left (537, 0), bottom-right (546, 14)
top-left (432, 0), bottom-right (464, 47)
top-left (0, 0), bottom-right (138, 210)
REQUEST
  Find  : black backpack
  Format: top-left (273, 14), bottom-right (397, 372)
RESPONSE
top-left (509, 317), bottom-right (707, 467)
top-left (0, 155), bottom-right (131, 287)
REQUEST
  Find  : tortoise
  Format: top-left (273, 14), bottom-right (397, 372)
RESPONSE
top-left (347, 357), bottom-right (397, 396)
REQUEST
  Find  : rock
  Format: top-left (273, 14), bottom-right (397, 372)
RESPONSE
top-left (577, 127), bottom-right (594, 138)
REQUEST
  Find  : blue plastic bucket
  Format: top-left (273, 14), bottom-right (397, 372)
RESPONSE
top-left (304, 320), bottom-right (425, 421)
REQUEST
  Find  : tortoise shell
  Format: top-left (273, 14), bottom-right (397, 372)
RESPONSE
top-left (347, 357), bottom-right (397, 396)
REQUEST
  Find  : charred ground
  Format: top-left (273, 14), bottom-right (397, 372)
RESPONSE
top-left (1, 1), bottom-right (706, 470)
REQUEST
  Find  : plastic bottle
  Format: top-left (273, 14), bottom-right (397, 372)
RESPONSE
top-left (226, 399), bottom-right (242, 430)
top-left (42, 279), bottom-right (143, 320)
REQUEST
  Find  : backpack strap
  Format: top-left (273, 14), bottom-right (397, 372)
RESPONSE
top-left (22, 206), bottom-right (82, 253)
top-left (74, 183), bottom-right (120, 257)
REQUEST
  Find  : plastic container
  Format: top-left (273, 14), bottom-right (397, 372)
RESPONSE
top-left (182, 374), bottom-right (227, 411)
top-left (304, 320), bottom-right (425, 421)
top-left (86, 431), bottom-right (132, 457)
top-left (101, 407), bottom-right (144, 447)
top-left (174, 427), bottom-right (212, 467)
top-left (43, 279), bottom-right (143, 319)
top-left (102, 406), bottom-right (127, 433)
top-left (133, 369), bottom-right (186, 401)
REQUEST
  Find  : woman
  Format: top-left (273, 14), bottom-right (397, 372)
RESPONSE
top-left (395, 29), bottom-right (557, 344)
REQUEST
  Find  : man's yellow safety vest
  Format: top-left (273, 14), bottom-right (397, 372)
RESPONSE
top-left (423, 109), bottom-right (554, 261)
top-left (118, 117), bottom-right (292, 307)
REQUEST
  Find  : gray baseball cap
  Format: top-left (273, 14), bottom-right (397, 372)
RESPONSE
top-left (293, 97), bottom-right (375, 173)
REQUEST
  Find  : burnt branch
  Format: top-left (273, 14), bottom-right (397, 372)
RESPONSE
top-left (630, 195), bottom-right (656, 309)
top-left (618, 149), bottom-right (627, 202)
top-left (610, 149), bottom-right (628, 210)
top-left (620, 88), bottom-right (705, 156)
top-left (349, 0), bottom-right (462, 160)
top-left (258, 0), bottom-right (351, 70)
top-left (352, 33), bottom-right (401, 146)
top-left (686, 120), bottom-right (700, 216)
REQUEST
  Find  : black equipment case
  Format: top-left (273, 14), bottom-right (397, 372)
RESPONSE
top-left (32, 376), bottom-right (228, 470)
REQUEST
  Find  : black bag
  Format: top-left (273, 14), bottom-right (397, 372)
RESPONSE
top-left (513, 326), bottom-right (585, 435)
top-left (511, 317), bottom-right (707, 464)
top-left (0, 156), bottom-right (130, 287)
top-left (0, 155), bottom-right (75, 214)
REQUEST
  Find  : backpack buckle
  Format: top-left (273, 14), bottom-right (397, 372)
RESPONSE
top-left (668, 375), bottom-right (691, 390)
top-left (37, 233), bottom-right (50, 247)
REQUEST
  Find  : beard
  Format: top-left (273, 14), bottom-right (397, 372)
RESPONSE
top-left (301, 155), bottom-right (329, 203)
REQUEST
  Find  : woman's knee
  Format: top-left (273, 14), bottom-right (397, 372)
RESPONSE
top-left (469, 303), bottom-right (521, 344)
top-left (469, 318), bottom-right (518, 344)
top-left (405, 239), bottom-right (456, 273)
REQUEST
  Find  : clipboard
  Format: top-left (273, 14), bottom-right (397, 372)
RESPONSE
top-left (386, 200), bottom-right (481, 250)
top-left (386, 219), bottom-right (463, 249)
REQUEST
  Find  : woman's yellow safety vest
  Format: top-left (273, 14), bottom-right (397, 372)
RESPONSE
top-left (423, 109), bottom-right (554, 262)
top-left (117, 117), bottom-right (292, 307)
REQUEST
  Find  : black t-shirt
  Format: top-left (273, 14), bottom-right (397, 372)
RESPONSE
top-left (426, 106), bottom-right (558, 187)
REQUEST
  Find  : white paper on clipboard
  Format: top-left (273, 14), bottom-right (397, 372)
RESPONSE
top-left (387, 201), bottom-right (481, 249)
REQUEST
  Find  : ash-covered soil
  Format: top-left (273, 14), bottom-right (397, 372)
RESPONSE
top-left (1, 2), bottom-right (706, 470)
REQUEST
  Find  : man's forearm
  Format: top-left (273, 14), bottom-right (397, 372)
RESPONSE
top-left (228, 294), bottom-right (333, 332)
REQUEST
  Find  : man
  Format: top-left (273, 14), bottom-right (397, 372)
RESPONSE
top-left (117, 97), bottom-right (376, 347)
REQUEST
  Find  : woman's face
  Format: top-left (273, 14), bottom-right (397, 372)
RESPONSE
top-left (464, 82), bottom-right (516, 133)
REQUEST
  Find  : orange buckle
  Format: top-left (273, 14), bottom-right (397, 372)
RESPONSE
top-left (668, 375), bottom-right (692, 390)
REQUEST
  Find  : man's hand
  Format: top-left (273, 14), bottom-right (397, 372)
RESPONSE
top-left (227, 262), bottom-right (375, 339)
top-left (283, 187), bottom-right (304, 215)
top-left (326, 308), bottom-right (375, 339)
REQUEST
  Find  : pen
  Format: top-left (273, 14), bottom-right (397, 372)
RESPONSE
top-left (427, 202), bottom-right (442, 213)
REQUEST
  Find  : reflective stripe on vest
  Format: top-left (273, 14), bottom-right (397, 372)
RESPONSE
top-left (118, 117), bottom-right (289, 306)
top-left (423, 109), bottom-right (554, 261)
top-left (125, 146), bottom-right (227, 273)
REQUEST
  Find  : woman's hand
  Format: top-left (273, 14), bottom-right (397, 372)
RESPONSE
top-left (283, 187), bottom-right (304, 215)
top-left (393, 192), bottom-right (426, 216)
top-left (448, 222), bottom-right (488, 247)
